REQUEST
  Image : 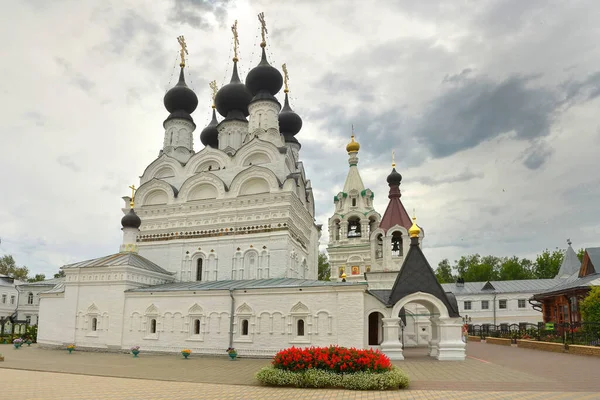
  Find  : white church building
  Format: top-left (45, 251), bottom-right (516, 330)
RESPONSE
top-left (37, 18), bottom-right (466, 361)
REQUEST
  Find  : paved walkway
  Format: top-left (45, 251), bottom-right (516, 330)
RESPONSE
top-left (1, 342), bottom-right (599, 399)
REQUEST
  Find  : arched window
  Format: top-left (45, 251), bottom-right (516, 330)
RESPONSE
top-left (91, 317), bottom-right (97, 331)
top-left (352, 198), bottom-right (356, 207)
top-left (376, 234), bottom-right (383, 258)
top-left (297, 319), bottom-right (305, 336)
top-left (194, 319), bottom-right (200, 335)
top-left (27, 292), bottom-right (34, 305)
top-left (347, 217), bottom-right (361, 238)
top-left (242, 319), bottom-right (249, 336)
top-left (391, 232), bottom-right (403, 256)
top-left (196, 259), bottom-right (203, 281)
top-left (150, 319), bottom-right (157, 334)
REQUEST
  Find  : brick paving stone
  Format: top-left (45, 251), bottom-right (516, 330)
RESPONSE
top-left (1, 342), bottom-right (599, 397)
top-left (0, 369), bottom-right (598, 400)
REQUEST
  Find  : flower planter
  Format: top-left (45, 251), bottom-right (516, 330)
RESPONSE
top-left (68, 348), bottom-right (73, 354)
top-left (13, 344), bottom-right (21, 349)
top-left (228, 352), bottom-right (237, 360)
top-left (132, 350), bottom-right (140, 357)
top-left (182, 352), bottom-right (190, 359)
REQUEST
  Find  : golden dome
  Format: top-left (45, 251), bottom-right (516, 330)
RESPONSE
top-left (346, 135), bottom-right (360, 153)
top-left (409, 216), bottom-right (421, 238)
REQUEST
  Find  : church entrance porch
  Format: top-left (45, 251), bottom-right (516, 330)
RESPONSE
top-left (380, 292), bottom-right (466, 361)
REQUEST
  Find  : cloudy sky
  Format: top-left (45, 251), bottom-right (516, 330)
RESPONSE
top-left (2, 0), bottom-right (600, 278)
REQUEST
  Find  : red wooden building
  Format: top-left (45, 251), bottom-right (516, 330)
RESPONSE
top-left (534, 245), bottom-right (600, 324)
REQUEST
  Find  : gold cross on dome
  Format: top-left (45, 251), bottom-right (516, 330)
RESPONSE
top-left (392, 150), bottom-right (396, 167)
top-left (129, 184), bottom-right (136, 208)
top-left (177, 35), bottom-right (188, 67)
top-left (282, 63), bottom-right (289, 93)
top-left (231, 20), bottom-right (239, 61)
top-left (258, 12), bottom-right (268, 46)
top-left (209, 80), bottom-right (218, 107)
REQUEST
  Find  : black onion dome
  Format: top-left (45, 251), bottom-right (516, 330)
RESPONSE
top-left (278, 93), bottom-right (302, 136)
top-left (200, 108), bottom-right (219, 147)
top-left (164, 68), bottom-right (198, 114)
top-left (121, 208), bottom-right (141, 229)
top-left (214, 61), bottom-right (253, 118)
top-left (387, 168), bottom-right (402, 186)
top-left (246, 47), bottom-right (283, 97)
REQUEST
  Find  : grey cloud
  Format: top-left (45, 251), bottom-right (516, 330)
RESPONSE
top-left (317, 73), bottom-right (375, 103)
top-left (520, 140), bottom-right (554, 170)
top-left (414, 74), bottom-right (558, 159)
top-left (442, 68), bottom-right (473, 84)
top-left (55, 57), bottom-right (95, 92)
top-left (412, 169), bottom-right (484, 186)
top-left (56, 155), bottom-right (81, 173)
top-left (169, 0), bottom-right (232, 30)
top-left (107, 10), bottom-right (161, 55)
top-left (24, 111), bottom-right (45, 127)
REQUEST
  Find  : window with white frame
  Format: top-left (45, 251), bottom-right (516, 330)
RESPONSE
top-left (481, 300), bottom-right (489, 310)
top-left (27, 292), bottom-right (34, 305)
top-left (91, 317), bottom-right (98, 331)
top-left (10, 295), bottom-right (15, 304)
top-left (193, 319), bottom-right (200, 335)
top-left (150, 319), bottom-right (157, 334)
top-left (1, 294), bottom-right (6, 304)
top-left (499, 299), bottom-right (507, 309)
top-left (25, 316), bottom-right (31, 325)
top-left (464, 301), bottom-right (472, 310)
top-left (297, 319), bottom-right (305, 336)
top-left (241, 319), bottom-right (249, 336)
top-left (518, 299), bottom-right (526, 308)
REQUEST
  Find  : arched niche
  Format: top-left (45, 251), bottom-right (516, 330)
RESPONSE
top-left (241, 152), bottom-right (272, 166)
top-left (154, 166), bottom-right (175, 179)
top-left (188, 184), bottom-right (218, 201)
top-left (145, 190), bottom-right (169, 205)
top-left (239, 178), bottom-right (270, 196)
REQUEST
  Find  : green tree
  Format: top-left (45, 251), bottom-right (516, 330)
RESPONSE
top-left (27, 274), bottom-right (46, 283)
top-left (0, 255), bottom-right (29, 280)
top-left (318, 252), bottom-right (330, 281)
top-left (435, 259), bottom-right (455, 283)
top-left (455, 254), bottom-right (500, 282)
top-left (54, 270), bottom-right (66, 279)
top-left (577, 248), bottom-right (586, 263)
top-left (580, 286), bottom-right (600, 323)
top-left (534, 249), bottom-right (564, 279)
top-left (498, 256), bottom-right (534, 281)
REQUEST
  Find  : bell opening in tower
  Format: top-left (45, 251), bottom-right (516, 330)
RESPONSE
top-left (347, 217), bottom-right (361, 238)
top-left (196, 259), bottom-right (203, 281)
top-left (391, 232), bottom-right (403, 257)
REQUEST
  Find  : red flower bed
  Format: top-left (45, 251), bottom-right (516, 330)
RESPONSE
top-left (272, 346), bottom-right (392, 373)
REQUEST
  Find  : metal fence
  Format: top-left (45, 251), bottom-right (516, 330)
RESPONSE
top-left (468, 322), bottom-right (600, 347)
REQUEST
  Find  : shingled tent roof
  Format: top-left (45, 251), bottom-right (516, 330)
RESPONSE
top-left (387, 237), bottom-right (460, 317)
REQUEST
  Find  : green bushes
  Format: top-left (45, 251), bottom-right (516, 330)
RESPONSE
top-left (255, 365), bottom-right (409, 390)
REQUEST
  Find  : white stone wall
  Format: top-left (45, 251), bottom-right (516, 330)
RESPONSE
top-left (0, 280), bottom-right (18, 318)
top-left (454, 292), bottom-right (544, 325)
top-left (41, 281), bottom-right (369, 356)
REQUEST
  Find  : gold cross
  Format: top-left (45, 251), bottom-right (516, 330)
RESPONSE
top-left (392, 150), bottom-right (396, 167)
top-left (282, 63), bottom-right (289, 93)
top-left (209, 80), bottom-right (218, 108)
top-left (258, 12), bottom-right (268, 47)
top-left (231, 20), bottom-right (239, 61)
top-left (177, 35), bottom-right (188, 67)
top-left (129, 185), bottom-right (136, 208)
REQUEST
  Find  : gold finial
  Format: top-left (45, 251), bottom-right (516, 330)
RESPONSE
top-left (128, 185), bottom-right (137, 208)
top-left (258, 12), bottom-right (268, 47)
top-left (409, 212), bottom-right (421, 238)
top-left (346, 125), bottom-right (360, 153)
top-left (177, 35), bottom-right (188, 68)
top-left (231, 20), bottom-right (239, 62)
top-left (209, 80), bottom-right (218, 108)
top-left (282, 63), bottom-right (289, 93)
top-left (392, 150), bottom-right (396, 168)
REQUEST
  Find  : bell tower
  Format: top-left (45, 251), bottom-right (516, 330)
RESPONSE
top-left (327, 131), bottom-right (380, 281)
